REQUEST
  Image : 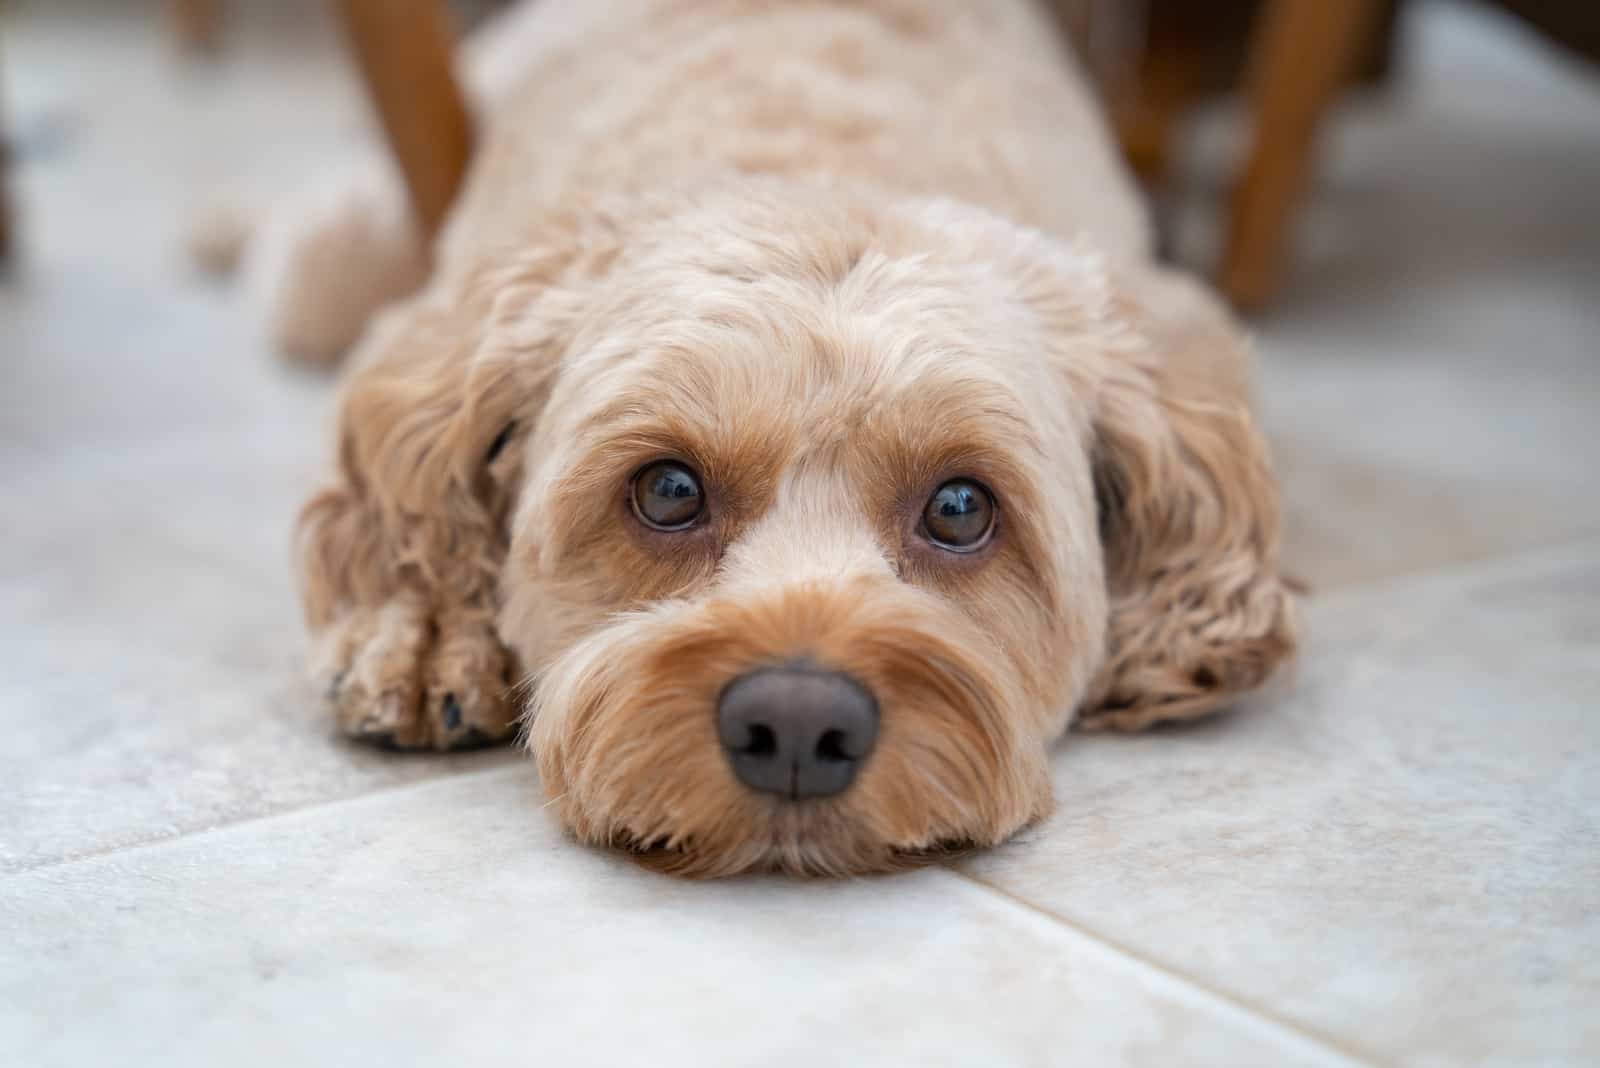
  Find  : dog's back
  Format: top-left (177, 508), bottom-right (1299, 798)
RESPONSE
top-left (444, 0), bottom-right (1148, 271)
top-left (222, 0), bottom-right (1148, 365)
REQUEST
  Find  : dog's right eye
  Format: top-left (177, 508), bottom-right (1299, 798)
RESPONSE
top-left (631, 460), bottom-right (705, 531)
top-left (921, 479), bottom-right (996, 552)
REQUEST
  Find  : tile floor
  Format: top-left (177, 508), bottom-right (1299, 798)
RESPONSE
top-left (2, 1), bottom-right (1596, 1064)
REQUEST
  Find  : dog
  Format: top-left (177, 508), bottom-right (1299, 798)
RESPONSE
top-left (280, 0), bottom-right (1295, 876)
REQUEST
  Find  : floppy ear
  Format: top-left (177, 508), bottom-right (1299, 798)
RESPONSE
top-left (297, 242), bottom-right (599, 630)
top-left (1077, 265), bottom-right (1297, 730)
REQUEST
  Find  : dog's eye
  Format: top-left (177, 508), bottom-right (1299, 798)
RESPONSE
top-left (631, 460), bottom-right (705, 531)
top-left (921, 479), bottom-right (995, 552)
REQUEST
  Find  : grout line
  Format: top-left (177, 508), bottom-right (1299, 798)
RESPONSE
top-left (2, 760), bottom-right (526, 882)
top-left (944, 866), bottom-right (1391, 1068)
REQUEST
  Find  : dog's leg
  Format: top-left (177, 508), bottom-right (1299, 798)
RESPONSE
top-left (293, 187), bottom-right (615, 750)
top-left (300, 456), bottom-right (521, 749)
top-left (251, 159), bottom-right (429, 367)
top-left (185, 156), bottom-right (430, 367)
top-left (298, 286), bottom-right (541, 750)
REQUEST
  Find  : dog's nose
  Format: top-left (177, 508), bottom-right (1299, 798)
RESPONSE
top-left (716, 666), bottom-right (879, 801)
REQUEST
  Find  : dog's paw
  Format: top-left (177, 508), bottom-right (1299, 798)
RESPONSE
top-left (316, 595), bottom-right (518, 751)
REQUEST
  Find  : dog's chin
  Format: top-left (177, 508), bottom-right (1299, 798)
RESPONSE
top-left (616, 840), bottom-right (986, 878)
top-left (527, 581), bottom-right (1054, 878)
top-left (605, 816), bottom-right (994, 879)
top-left (547, 734), bottom-right (1037, 878)
top-left (549, 750), bottom-right (1045, 877)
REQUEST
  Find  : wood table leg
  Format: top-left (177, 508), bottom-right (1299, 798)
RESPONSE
top-left (334, 0), bottom-right (474, 243)
top-left (1220, 0), bottom-right (1382, 310)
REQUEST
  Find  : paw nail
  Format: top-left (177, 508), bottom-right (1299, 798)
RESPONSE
top-left (441, 693), bottom-right (463, 730)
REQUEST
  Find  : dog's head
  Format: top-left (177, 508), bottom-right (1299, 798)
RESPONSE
top-left (364, 187), bottom-right (1294, 875)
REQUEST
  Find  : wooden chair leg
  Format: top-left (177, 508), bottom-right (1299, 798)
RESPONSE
top-left (168, 0), bottom-right (221, 55)
top-left (1220, 0), bottom-right (1382, 309)
top-left (334, 0), bottom-right (474, 243)
top-left (1116, 54), bottom-right (1190, 189)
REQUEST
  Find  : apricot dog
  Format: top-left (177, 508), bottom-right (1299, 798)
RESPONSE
top-left (289, 0), bottom-right (1295, 876)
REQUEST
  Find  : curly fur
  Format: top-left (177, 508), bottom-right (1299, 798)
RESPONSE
top-left (284, 0), bottom-right (1296, 871)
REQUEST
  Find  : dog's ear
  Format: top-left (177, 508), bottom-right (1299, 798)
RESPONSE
top-left (298, 241), bottom-right (603, 628)
top-left (882, 202), bottom-right (1293, 729)
top-left (1075, 265), bottom-right (1297, 730)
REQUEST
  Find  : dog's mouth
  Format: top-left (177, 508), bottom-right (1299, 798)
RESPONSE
top-left (607, 828), bottom-right (979, 877)
top-left (891, 838), bottom-right (980, 864)
top-left (607, 830), bottom-right (691, 873)
top-left (612, 831), bottom-right (674, 857)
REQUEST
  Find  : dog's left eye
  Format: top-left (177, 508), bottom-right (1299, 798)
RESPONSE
top-left (921, 479), bottom-right (996, 552)
top-left (631, 460), bottom-right (705, 531)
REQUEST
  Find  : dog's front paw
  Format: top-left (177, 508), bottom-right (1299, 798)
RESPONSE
top-left (316, 595), bottom-right (518, 751)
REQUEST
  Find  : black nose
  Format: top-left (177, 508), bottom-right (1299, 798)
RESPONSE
top-left (716, 666), bottom-right (879, 801)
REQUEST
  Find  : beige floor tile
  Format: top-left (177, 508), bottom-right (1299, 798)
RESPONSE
top-left (0, 768), bottom-right (1363, 1068)
top-left (0, 435), bottom-right (517, 875)
top-left (962, 541), bottom-right (1600, 1066)
top-left (0, 2), bottom-right (505, 875)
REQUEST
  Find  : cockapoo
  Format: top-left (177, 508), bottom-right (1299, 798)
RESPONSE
top-left (255, 0), bottom-right (1295, 876)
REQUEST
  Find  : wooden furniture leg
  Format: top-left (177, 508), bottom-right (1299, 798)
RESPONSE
top-left (334, 0), bottom-right (474, 243)
top-left (1221, 0), bottom-right (1382, 309)
top-left (168, 0), bottom-right (221, 55)
top-left (1116, 50), bottom-right (1190, 187)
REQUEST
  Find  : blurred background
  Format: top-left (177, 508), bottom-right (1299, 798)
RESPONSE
top-left (2, 2), bottom-right (1597, 1064)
